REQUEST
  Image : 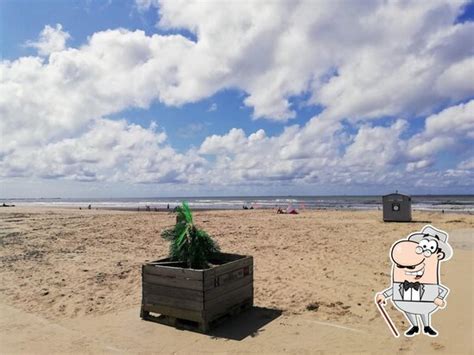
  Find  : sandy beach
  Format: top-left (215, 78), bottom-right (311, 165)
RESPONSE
top-left (1, 207), bottom-right (472, 354)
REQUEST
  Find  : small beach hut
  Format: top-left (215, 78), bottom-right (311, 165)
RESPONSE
top-left (382, 193), bottom-right (412, 222)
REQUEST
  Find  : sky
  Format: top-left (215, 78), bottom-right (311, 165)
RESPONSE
top-left (0, 0), bottom-right (473, 198)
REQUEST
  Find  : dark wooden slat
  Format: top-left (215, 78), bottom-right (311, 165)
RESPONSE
top-left (143, 273), bottom-right (203, 291)
top-left (208, 252), bottom-right (246, 263)
top-left (203, 257), bottom-right (253, 289)
top-left (216, 256), bottom-right (252, 277)
top-left (143, 293), bottom-right (204, 311)
top-left (143, 282), bottom-right (203, 302)
top-left (205, 283), bottom-right (253, 319)
top-left (143, 264), bottom-right (204, 281)
top-left (148, 261), bottom-right (185, 266)
top-left (142, 303), bottom-right (203, 322)
top-left (148, 257), bottom-right (171, 263)
top-left (204, 283), bottom-right (253, 310)
top-left (204, 256), bottom-right (252, 278)
top-left (204, 275), bottom-right (252, 302)
top-left (205, 282), bottom-right (253, 309)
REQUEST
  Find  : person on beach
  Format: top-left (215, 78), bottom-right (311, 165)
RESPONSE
top-left (286, 204), bottom-right (298, 214)
top-left (277, 206), bottom-right (298, 214)
top-left (376, 225), bottom-right (452, 337)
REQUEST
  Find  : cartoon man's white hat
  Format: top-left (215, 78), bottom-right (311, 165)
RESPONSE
top-left (408, 225), bottom-right (453, 260)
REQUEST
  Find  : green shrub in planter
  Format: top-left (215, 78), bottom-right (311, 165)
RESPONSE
top-left (161, 202), bottom-right (220, 269)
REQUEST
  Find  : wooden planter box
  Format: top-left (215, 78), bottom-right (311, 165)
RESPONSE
top-left (140, 252), bottom-right (253, 332)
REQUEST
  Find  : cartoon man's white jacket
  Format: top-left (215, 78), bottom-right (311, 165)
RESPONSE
top-left (382, 282), bottom-right (448, 302)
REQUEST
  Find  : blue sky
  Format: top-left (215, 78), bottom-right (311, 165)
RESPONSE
top-left (1, 0), bottom-right (473, 197)
top-left (1, 1), bottom-right (155, 58)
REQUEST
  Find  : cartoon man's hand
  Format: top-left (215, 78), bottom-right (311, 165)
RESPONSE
top-left (434, 297), bottom-right (445, 308)
top-left (376, 293), bottom-right (386, 305)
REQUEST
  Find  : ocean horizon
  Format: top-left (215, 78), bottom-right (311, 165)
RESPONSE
top-left (3, 194), bottom-right (473, 212)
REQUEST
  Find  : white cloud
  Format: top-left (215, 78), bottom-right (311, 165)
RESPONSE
top-left (26, 24), bottom-right (71, 56)
top-left (344, 120), bottom-right (408, 168)
top-left (198, 118), bottom-right (345, 185)
top-left (3, 1), bottom-right (473, 137)
top-left (408, 100), bottom-right (474, 159)
top-left (457, 157), bottom-right (474, 170)
top-left (200, 128), bottom-right (248, 155)
top-left (0, 118), bottom-right (204, 183)
top-left (151, 0), bottom-right (474, 121)
top-left (196, 105), bottom-right (472, 189)
top-left (436, 57), bottom-right (474, 100)
top-left (423, 100), bottom-right (474, 137)
top-left (0, 28), bottom-right (194, 151)
top-left (406, 160), bottom-right (433, 173)
top-left (1, 0), bottom-right (473, 191)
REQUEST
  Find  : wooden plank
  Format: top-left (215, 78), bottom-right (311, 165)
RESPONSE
top-left (205, 283), bottom-right (253, 319)
top-left (142, 282), bottom-right (203, 302)
top-left (143, 264), bottom-right (203, 281)
top-left (203, 255), bottom-right (252, 278)
top-left (214, 256), bottom-right (252, 277)
top-left (205, 275), bottom-right (252, 302)
top-left (142, 303), bottom-right (203, 322)
top-left (143, 273), bottom-right (203, 291)
top-left (143, 292), bottom-right (203, 311)
top-left (208, 252), bottom-right (246, 263)
top-left (207, 298), bottom-right (253, 328)
top-left (207, 296), bottom-right (254, 323)
top-left (203, 257), bottom-right (253, 289)
top-left (148, 261), bottom-right (186, 267)
top-left (148, 257), bottom-right (171, 263)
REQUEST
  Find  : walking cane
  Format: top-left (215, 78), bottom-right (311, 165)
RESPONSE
top-left (376, 300), bottom-right (399, 337)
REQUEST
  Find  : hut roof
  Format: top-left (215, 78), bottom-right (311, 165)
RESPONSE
top-left (383, 193), bottom-right (410, 198)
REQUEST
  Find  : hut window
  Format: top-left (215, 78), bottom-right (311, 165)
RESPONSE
top-left (392, 203), bottom-right (400, 212)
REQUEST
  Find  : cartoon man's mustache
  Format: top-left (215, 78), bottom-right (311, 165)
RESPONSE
top-left (395, 259), bottom-right (425, 269)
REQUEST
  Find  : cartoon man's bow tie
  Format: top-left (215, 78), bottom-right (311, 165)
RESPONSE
top-left (403, 280), bottom-right (421, 291)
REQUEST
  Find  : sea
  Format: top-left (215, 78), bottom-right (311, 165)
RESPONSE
top-left (2, 195), bottom-right (473, 213)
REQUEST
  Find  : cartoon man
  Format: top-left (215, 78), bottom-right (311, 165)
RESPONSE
top-left (376, 225), bottom-right (452, 337)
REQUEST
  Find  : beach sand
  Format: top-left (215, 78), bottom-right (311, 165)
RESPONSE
top-left (1, 207), bottom-right (472, 354)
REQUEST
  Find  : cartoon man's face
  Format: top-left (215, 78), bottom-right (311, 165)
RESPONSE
top-left (390, 236), bottom-right (445, 284)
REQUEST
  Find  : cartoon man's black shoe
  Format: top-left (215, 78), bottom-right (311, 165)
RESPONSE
top-left (405, 326), bottom-right (419, 336)
top-left (423, 326), bottom-right (438, 336)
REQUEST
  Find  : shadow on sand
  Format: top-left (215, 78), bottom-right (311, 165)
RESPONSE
top-left (209, 306), bottom-right (283, 341)
top-left (384, 220), bottom-right (432, 224)
top-left (145, 306), bottom-right (282, 341)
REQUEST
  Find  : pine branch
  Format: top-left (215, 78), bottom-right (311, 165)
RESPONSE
top-left (161, 202), bottom-right (220, 269)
